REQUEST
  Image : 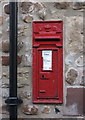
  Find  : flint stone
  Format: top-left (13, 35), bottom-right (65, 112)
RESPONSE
top-left (22, 15), bottom-right (33, 23)
top-left (38, 8), bottom-right (46, 20)
top-left (4, 4), bottom-right (10, 14)
top-left (75, 56), bottom-right (84, 67)
top-left (22, 105), bottom-right (38, 115)
top-left (66, 68), bottom-right (78, 85)
top-left (42, 106), bottom-right (51, 114)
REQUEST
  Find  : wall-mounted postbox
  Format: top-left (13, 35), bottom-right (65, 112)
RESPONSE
top-left (32, 21), bottom-right (63, 103)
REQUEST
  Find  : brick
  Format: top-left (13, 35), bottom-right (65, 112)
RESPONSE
top-left (4, 4), bottom-right (10, 14)
top-left (2, 56), bottom-right (22, 66)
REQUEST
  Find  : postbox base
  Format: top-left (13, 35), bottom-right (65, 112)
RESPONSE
top-left (33, 100), bottom-right (63, 104)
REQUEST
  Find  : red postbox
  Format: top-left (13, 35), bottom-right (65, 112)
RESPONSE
top-left (32, 21), bottom-right (63, 103)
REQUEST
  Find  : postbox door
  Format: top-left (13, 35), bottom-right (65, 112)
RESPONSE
top-left (38, 49), bottom-right (58, 99)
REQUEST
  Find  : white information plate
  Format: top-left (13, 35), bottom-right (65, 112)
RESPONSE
top-left (42, 50), bottom-right (52, 70)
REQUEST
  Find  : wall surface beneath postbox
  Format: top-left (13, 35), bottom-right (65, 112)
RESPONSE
top-left (0, 1), bottom-right (84, 119)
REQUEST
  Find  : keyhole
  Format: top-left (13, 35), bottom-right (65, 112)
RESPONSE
top-left (42, 75), bottom-right (44, 78)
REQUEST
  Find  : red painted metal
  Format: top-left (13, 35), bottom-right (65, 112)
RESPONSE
top-left (32, 21), bottom-right (63, 103)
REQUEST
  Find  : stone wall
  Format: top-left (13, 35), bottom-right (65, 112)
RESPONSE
top-left (0, 1), bottom-right (84, 119)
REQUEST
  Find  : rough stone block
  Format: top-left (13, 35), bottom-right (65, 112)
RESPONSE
top-left (64, 87), bottom-right (84, 116)
top-left (2, 70), bottom-right (9, 79)
top-left (2, 89), bottom-right (9, 98)
top-left (0, 16), bottom-right (3, 26)
top-left (18, 41), bottom-right (24, 51)
top-left (1, 83), bottom-right (9, 88)
top-left (2, 41), bottom-right (9, 53)
top-left (0, 105), bottom-right (9, 115)
top-left (80, 75), bottom-right (85, 86)
top-left (18, 91), bottom-right (31, 99)
top-left (73, 2), bottom-right (85, 10)
top-left (18, 25), bottom-right (29, 37)
top-left (20, 2), bottom-right (34, 13)
top-left (54, 2), bottom-right (70, 9)
top-left (2, 56), bottom-right (22, 66)
top-left (22, 54), bottom-right (32, 67)
top-left (65, 16), bottom-right (83, 54)
top-left (2, 41), bottom-right (23, 52)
